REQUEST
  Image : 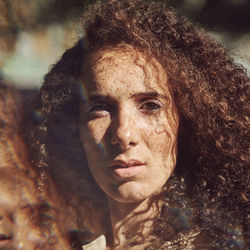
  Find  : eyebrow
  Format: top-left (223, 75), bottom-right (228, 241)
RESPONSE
top-left (88, 91), bottom-right (169, 102)
top-left (131, 92), bottom-right (168, 99)
top-left (88, 94), bottom-right (111, 102)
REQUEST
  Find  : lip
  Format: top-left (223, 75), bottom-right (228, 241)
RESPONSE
top-left (0, 234), bottom-right (11, 248)
top-left (110, 159), bottom-right (146, 178)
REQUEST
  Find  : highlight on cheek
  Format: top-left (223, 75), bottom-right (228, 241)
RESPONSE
top-left (82, 131), bottom-right (109, 159)
top-left (87, 119), bottom-right (109, 142)
top-left (80, 116), bottom-right (110, 158)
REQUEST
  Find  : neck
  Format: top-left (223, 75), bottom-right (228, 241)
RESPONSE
top-left (107, 196), bottom-right (163, 249)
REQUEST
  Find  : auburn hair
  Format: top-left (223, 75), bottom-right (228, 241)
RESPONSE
top-left (24, 0), bottom-right (249, 248)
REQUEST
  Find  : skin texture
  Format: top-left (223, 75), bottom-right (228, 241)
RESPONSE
top-left (78, 46), bottom-right (180, 248)
top-left (80, 47), bottom-right (179, 204)
top-left (24, 0), bottom-right (249, 248)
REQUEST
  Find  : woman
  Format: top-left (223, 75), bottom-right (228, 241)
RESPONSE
top-left (0, 83), bottom-right (81, 249)
top-left (24, 0), bottom-right (249, 249)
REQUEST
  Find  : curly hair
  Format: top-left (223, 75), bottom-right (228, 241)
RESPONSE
top-left (24, 0), bottom-right (249, 248)
top-left (0, 83), bottom-right (83, 249)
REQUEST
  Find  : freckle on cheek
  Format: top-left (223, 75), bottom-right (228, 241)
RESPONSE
top-left (155, 124), bottom-right (167, 134)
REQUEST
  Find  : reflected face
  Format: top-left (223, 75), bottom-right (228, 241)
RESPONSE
top-left (0, 171), bottom-right (41, 249)
top-left (0, 170), bottom-right (70, 249)
top-left (79, 46), bottom-right (179, 203)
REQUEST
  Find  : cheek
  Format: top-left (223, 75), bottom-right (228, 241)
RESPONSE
top-left (79, 117), bottom-right (110, 145)
top-left (144, 113), bottom-right (177, 145)
top-left (79, 118), bottom-right (110, 171)
top-left (86, 117), bottom-right (110, 144)
top-left (145, 116), bottom-right (178, 166)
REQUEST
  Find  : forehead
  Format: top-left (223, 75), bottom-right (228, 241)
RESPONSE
top-left (81, 46), bottom-right (168, 95)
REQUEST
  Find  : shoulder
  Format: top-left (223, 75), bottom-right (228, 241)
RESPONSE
top-left (82, 235), bottom-right (106, 250)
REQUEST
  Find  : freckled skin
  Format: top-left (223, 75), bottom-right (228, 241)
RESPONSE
top-left (80, 46), bottom-right (179, 204)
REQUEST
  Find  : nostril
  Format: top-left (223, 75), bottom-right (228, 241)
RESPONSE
top-left (128, 141), bottom-right (137, 147)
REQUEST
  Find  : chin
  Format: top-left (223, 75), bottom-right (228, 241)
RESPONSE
top-left (111, 194), bottom-right (148, 204)
top-left (109, 181), bottom-right (154, 203)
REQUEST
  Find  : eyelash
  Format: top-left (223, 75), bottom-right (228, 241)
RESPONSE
top-left (86, 99), bottom-right (162, 117)
top-left (139, 99), bottom-right (162, 113)
top-left (87, 103), bottom-right (112, 116)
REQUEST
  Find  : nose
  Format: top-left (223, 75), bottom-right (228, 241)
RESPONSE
top-left (110, 109), bottom-right (138, 149)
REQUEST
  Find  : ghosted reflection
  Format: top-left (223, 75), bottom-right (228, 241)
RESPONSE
top-left (0, 83), bottom-right (85, 249)
top-left (0, 0), bottom-right (249, 249)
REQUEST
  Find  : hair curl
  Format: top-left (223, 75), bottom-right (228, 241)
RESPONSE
top-left (0, 83), bottom-right (82, 249)
top-left (24, 0), bottom-right (249, 248)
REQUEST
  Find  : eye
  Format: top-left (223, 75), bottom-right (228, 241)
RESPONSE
top-left (139, 99), bottom-right (162, 113)
top-left (87, 103), bottom-right (112, 117)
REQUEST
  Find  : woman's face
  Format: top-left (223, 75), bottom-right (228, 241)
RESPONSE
top-left (79, 46), bottom-right (179, 203)
top-left (0, 171), bottom-right (43, 249)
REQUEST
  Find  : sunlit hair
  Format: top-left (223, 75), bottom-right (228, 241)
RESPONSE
top-left (0, 83), bottom-right (79, 249)
top-left (24, 0), bottom-right (249, 248)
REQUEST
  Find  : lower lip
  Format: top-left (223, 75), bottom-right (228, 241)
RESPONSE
top-left (0, 239), bottom-right (11, 248)
top-left (112, 165), bottom-right (146, 178)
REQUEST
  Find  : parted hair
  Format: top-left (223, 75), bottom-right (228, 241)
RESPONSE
top-left (24, 0), bottom-right (249, 249)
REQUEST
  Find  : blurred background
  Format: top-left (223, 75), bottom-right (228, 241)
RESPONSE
top-left (0, 0), bottom-right (250, 90)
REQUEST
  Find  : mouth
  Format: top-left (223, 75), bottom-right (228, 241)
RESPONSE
top-left (0, 234), bottom-right (11, 248)
top-left (110, 159), bottom-right (146, 178)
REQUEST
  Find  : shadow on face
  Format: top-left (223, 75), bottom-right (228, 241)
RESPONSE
top-left (79, 45), bottom-right (179, 204)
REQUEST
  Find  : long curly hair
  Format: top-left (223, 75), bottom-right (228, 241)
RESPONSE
top-left (0, 83), bottom-right (82, 249)
top-left (24, 0), bottom-right (249, 248)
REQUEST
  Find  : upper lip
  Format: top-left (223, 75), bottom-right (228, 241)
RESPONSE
top-left (110, 159), bottom-right (145, 168)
